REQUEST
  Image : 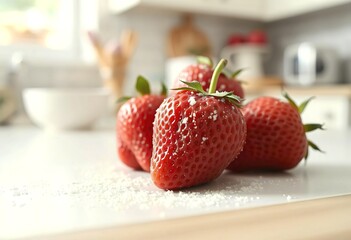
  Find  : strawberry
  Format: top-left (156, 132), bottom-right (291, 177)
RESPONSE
top-left (172, 56), bottom-right (245, 98)
top-left (151, 59), bottom-right (246, 190)
top-left (227, 93), bottom-right (323, 172)
top-left (116, 76), bottom-right (166, 171)
top-left (116, 136), bottom-right (140, 170)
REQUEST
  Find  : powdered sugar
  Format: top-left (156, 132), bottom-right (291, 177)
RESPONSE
top-left (0, 162), bottom-right (306, 240)
top-left (181, 117), bottom-right (188, 124)
top-left (188, 96), bottom-right (196, 106)
top-left (0, 166), bottom-right (284, 214)
top-left (208, 110), bottom-right (218, 121)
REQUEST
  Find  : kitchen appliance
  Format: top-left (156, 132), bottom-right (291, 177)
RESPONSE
top-left (284, 43), bottom-right (339, 86)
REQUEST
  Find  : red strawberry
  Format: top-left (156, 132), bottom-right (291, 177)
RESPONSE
top-left (116, 135), bottom-right (140, 170)
top-left (116, 76), bottom-right (166, 171)
top-left (172, 56), bottom-right (244, 98)
top-left (151, 59), bottom-right (246, 190)
top-left (227, 94), bottom-right (323, 172)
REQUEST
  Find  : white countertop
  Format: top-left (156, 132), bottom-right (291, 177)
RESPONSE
top-left (1, 121), bottom-right (351, 239)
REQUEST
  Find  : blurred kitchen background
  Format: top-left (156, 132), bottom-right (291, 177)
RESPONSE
top-left (0, 0), bottom-right (351, 130)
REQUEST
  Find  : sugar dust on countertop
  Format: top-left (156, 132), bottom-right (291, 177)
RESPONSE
top-left (0, 165), bottom-right (301, 215)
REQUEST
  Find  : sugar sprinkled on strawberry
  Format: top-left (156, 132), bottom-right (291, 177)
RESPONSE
top-left (151, 59), bottom-right (247, 190)
top-left (188, 96), bottom-right (196, 106)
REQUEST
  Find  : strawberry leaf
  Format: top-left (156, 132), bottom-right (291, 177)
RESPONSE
top-left (304, 123), bottom-right (325, 132)
top-left (210, 91), bottom-right (242, 101)
top-left (172, 80), bottom-right (243, 107)
top-left (282, 91), bottom-right (299, 112)
top-left (174, 80), bottom-right (206, 94)
top-left (210, 91), bottom-right (243, 107)
top-left (136, 75), bottom-right (151, 96)
top-left (305, 139), bottom-right (324, 161)
top-left (231, 68), bottom-right (246, 79)
top-left (161, 82), bottom-right (167, 96)
top-left (298, 96), bottom-right (315, 114)
top-left (197, 56), bottom-right (213, 68)
top-left (116, 96), bottom-right (132, 104)
top-left (308, 140), bottom-right (324, 152)
top-left (173, 61), bottom-right (242, 107)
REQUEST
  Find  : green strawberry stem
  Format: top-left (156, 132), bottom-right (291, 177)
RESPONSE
top-left (172, 58), bottom-right (242, 106)
top-left (208, 59), bottom-right (228, 94)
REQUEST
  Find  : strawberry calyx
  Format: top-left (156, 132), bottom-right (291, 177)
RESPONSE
top-left (117, 76), bottom-right (167, 103)
top-left (173, 59), bottom-right (243, 107)
top-left (304, 123), bottom-right (325, 132)
top-left (135, 75), bottom-right (151, 96)
top-left (230, 68), bottom-right (246, 79)
top-left (197, 55), bottom-right (245, 81)
top-left (197, 55), bottom-right (213, 68)
top-left (282, 91), bottom-right (325, 160)
top-left (161, 82), bottom-right (167, 96)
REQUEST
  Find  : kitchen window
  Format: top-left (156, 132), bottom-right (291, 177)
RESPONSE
top-left (0, 0), bottom-right (99, 63)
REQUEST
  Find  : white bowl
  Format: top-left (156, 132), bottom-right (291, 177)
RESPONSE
top-left (23, 88), bottom-right (109, 130)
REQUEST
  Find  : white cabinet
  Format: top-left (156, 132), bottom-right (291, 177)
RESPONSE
top-left (108, 0), bottom-right (351, 21)
top-left (264, 0), bottom-right (351, 21)
top-left (108, 0), bottom-right (264, 20)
